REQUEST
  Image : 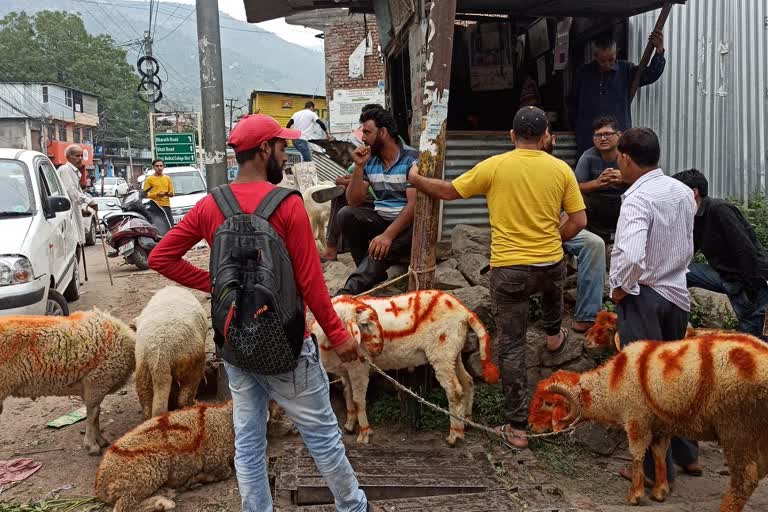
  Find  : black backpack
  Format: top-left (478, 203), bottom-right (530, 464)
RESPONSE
top-left (209, 185), bottom-right (306, 375)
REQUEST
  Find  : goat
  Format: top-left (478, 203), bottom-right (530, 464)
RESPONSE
top-left (530, 332), bottom-right (768, 510)
top-left (0, 311), bottom-right (136, 455)
top-left (302, 182), bottom-right (335, 251)
top-left (133, 286), bottom-right (208, 420)
top-left (313, 290), bottom-right (500, 446)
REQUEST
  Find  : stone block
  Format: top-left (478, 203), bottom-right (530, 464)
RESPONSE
top-left (450, 224), bottom-right (491, 258)
top-left (457, 252), bottom-right (491, 288)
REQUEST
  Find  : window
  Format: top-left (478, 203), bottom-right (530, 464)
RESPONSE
top-left (73, 91), bottom-right (83, 113)
top-left (73, 127), bottom-right (81, 143)
top-left (38, 160), bottom-right (64, 198)
top-left (0, 159), bottom-right (35, 215)
top-left (58, 125), bottom-right (67, 142)
top-left (65, 89), bottom-right (73, 108)
top-left (47, 126), bottom-right (55, 141)
top-left (83, 128), bottom-right (92, 142)
top-left (42, 86), bottom-right (48, 103)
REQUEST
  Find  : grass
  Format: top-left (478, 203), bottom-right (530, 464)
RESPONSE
top-left (529, 438), bottom-right (592, 479)
top-left (0, 497), bottom-right (106, 512)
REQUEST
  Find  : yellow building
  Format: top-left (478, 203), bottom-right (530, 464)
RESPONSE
top-left (249, 90), bottom-right (328, 130)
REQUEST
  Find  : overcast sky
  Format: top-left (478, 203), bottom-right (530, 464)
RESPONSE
top-left (172, 0), bottom-right (323, 49)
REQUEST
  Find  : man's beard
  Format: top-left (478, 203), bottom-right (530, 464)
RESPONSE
top-left (266, 153), bottom-right (284, 184)
top-left (369, 132), bottom-right (384, 156)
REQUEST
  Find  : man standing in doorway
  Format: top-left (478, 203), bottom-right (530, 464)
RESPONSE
top-left (609, 128), bottom-right (701, 487)
top-left (571, 32), bottom-right (667, 156)
top-left (287, 101), bottom-right (331, 162)
top-left (143, 158), bottom-right (175, 226)
top-left (335, 108), bottom-right (418, 296)
top-left (57, 144), bottom-right (97, 251)
top-left (148, 114), bottom-right (378, 512)
top-left (408, 106), bottom-right (587, 449)
top-left (673, 169), bottom-right (768, 341)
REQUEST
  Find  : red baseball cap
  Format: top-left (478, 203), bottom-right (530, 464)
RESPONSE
top-left (227, 114), bottom-right (302, 153)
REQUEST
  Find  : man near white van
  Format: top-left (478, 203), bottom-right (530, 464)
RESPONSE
top-left (57, 145), bottom-right (97, 253)
top-left (287, 101), bottom-right (331, 162)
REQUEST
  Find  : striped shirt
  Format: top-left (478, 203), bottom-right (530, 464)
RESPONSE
top-left (609, 169), bottom-right (696, 311)
top-left (363, 145), bottom-right (419, 220)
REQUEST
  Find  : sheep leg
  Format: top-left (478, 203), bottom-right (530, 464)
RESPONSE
top-left (135, 362), bottom-right (154, 420)
top-left (346, 362), bottom-right (372, 443)
top-left (649, 436), bottom-right (671, 502)
top-left (340, 374), bottom-right (357, 433)
top-left (83, 400), bottom-right (109, 455)
top-left (139, 495), bottom-right (177, 511)
top-left (430, 358), bottom-right (465, 446)
top-left (151, 371), bottom-right (173, 418)
top-left (625, 423), bottom-right (652, 505)
top-left (720, 448), bottom-right (760, 512)
top-left (455, 355), bottom-right (474, 422)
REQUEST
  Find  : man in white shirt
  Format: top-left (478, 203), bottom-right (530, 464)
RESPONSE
top-left (57, 144), bottom-right (97, 248)
top-left (609, 127), bottom-right (701, 488)
top-left (287, 101), bottom-right (331, 162)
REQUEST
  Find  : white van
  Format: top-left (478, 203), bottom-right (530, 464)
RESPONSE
top-left (0, 149), bottom-right (82, 316)
top-left (139, 166), bottom-right (207, 224)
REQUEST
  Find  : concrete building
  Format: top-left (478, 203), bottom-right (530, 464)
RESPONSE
top-left (0, 82), bottom-right (98, 170)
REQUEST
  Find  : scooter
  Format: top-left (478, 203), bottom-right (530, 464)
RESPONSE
top-left (102, 188), bottom-right (171, 270)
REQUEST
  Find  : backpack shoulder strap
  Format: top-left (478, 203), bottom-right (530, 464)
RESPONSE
top-left (254, 186), bottom-right (301, 220)
top-left (212, 185), bottom-right (243, 219)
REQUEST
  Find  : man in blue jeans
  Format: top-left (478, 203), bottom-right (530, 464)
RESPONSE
top-left (673, 169), bottom-right (768, 341)
top-left (149, 114), bottom-right (379, 512)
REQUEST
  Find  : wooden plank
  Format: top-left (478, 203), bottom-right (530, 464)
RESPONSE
top-left (629, 1), bottom-right (673, 101)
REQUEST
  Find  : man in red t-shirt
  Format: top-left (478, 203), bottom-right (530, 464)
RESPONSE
top-left (149, 115), bottom-right (376, 512)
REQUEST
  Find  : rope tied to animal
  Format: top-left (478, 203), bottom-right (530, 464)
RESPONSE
top-left (353, 265), bottom-right (437, 298)
top-left (365, 359), bottom-right (584, 441)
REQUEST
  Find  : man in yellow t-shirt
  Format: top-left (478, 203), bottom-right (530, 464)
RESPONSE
top-left (407, 106), bottom-right (587, 449)
top-left (143, 158), bottom-right (175, 226)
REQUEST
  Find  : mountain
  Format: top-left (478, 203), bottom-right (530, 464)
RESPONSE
top-left (0, 0), bottom-right (325, 110)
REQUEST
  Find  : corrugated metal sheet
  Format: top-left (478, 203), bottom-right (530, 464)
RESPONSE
top-left (630, 0), bottom-right (768, 199)
top-left (441, 132), bottom-right (578, 237)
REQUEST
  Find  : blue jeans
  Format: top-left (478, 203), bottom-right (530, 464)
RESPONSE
top-left (563, 229), bottom-right (606, 322)
top-left (687, 262), bottom-right (768, 341)
top-left (225, 339), bottom-right (368, 512)
top-left (293, 139), bottom-right (313, 161)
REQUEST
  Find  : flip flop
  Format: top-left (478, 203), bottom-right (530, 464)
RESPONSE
top-left (494, 424), bottom-right (528, 451)
top-left (311, 185), bottom-right (345, 203)
top-left (545, 327), bottom-right (570, 354)
top-left (679, 463), bottom-right (703, 477)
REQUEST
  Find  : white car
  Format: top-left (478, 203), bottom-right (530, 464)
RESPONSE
top-left (0, 149), bottom-right (82, 316)
top-left (94, 176), bottom-right (129, 197)
top-left (138, 166), bottom-right (207, 224)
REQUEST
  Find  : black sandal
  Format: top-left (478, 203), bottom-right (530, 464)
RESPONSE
top-left (545, 327), bottom-right (570, 354)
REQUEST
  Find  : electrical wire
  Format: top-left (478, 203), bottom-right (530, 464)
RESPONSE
top-left (154, 8), bottom-right (194, 43)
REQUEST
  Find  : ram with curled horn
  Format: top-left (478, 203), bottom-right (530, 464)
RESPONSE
top-left (528, 333), bottom-right (768, 511)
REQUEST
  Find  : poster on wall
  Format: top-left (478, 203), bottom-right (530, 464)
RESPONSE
top-left (469, 22), bottom-right (515, 91)
top-left (329, 87), bottom-right (386, 136)
top-left (553, 17), bottom-right (573, 71)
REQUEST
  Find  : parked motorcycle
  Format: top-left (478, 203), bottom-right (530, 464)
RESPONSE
top-left (101, 189), bottom-right (171, 270)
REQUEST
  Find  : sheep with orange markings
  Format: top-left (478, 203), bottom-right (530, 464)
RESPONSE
top-left (0, 311), bottom-right (136, 455)
top-left (528, 331), bottom-right (768, 511)
top-left (133, 286), bottom-right (209, 420)
top-left (95, 401), bottom-right (235, 512)
top-left (313, 290), bottom-right (500, 446)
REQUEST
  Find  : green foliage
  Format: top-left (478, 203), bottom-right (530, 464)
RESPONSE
top-left (602, 300), bottom-right (616, 313)
top-left (734, 193), bottom-right (768, 250)
top-left (689, 292), bottom-right (738, 329)
top-left (0, 11), bottom-right (149, 143)
top-left (0, 496), bottom-right (106, 512)
top-left (529, 438), bottom-right (591, 479)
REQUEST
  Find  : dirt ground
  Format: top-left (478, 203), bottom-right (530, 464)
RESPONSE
top-left (1, 244), bottom-right (768, 511)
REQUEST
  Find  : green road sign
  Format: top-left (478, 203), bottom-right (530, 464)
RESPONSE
top-left (155, 132), bottom-right (195, 165)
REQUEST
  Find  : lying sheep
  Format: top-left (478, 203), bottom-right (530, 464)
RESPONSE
top-left (133, 286), bottom-right (208, 420)
top-left (530, 332), bottom-right (768, 510)
top-left (0, 311), bottom-right (136, 455)
top-left (95, 401), bottom-right (234, 512)
top-left (313, 290), bottom-right (500, 446)
top-left (302, 182), bottom-right (334, 250)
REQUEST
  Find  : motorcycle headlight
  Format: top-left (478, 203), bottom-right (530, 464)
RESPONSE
top-left (0, 255), bottom-right (34, 286)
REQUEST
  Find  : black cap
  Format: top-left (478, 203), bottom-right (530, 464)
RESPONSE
top-left (513, 106), bottom-right (549, 139)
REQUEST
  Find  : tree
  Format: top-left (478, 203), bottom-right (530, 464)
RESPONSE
top-left (0, 11), bottom-right (149, 144)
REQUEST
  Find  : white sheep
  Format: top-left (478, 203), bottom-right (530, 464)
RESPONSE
top-left (302, 181), bottom-right (335, 251)
top-left (133, 286), bottom-right (208, 420)
top-left (95, 401), bottom-right (234, 512)
top-left (313, 290), bottom-right (500, 446)
top-left (0, 311), bottom-right (136, 455)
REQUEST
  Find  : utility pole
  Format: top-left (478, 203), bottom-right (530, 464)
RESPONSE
top-left (225, 98), bottom-right (238, 134)
top-left (196, 0), bottom-right (228, 192)
top-left (125, 136), bottom-right (134, 183)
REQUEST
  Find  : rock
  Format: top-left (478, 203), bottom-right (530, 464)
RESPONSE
top-left (436, 240), bottom-right (453, 261)
top-left (448, 286), bottom-right (495, 338)
top-left (450, 224), bottom-right (491, 258)
top-left (539, 332), bottom-right (585, 368)
top-left (559, 356), bottom-right (597, 374)
top-left (574, 423), bottom-right (625, 456)
top-left (434, 259), bottom-right (470, 290)
top-left (323, 261), bottom-right (353, 295)
top-left (457, 252), bottom-right (491, 288)
top-left (690, 288), bottom-right (736, 328)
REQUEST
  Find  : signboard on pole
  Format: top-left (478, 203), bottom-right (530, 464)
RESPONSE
top-left (154, 132), bottom-right (195, 165)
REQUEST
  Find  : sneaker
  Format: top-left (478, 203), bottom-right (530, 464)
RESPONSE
top-left (312, 185), bottom-right (346, 203)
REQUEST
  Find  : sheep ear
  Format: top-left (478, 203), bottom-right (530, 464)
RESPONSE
top-left (128, 319), bottom-right (137, 331)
